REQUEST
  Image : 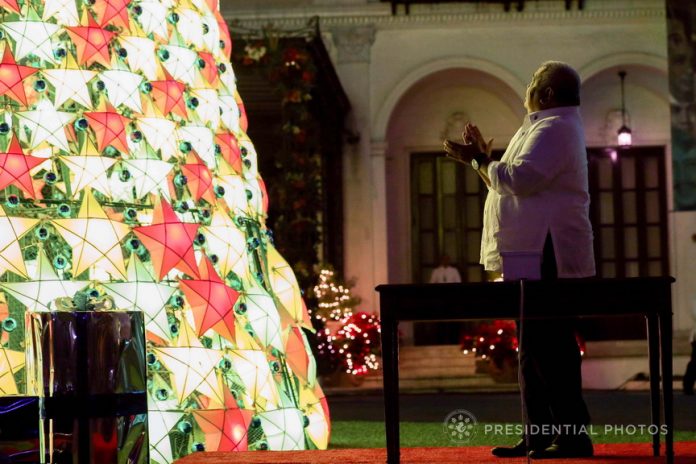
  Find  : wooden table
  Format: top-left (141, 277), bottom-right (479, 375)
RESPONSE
top-left (376, 277), bottom-right (675, 464)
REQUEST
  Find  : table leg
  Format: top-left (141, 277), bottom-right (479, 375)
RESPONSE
top-left (659, 312), bottom-right (674, 464)
top-left (646, 313), bottom-right (661, 457)
top-left (381, 315), bottom-right (400, 464)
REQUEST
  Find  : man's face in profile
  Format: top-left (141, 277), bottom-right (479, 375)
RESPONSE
top-left (525, 66), bottom-right (546, 113)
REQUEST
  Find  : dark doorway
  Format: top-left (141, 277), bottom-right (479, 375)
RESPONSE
top-left (582, 146), bottom-right (670, 340)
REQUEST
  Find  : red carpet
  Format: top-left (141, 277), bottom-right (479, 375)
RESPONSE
top-left (176, 442), bottom-right (696, 463)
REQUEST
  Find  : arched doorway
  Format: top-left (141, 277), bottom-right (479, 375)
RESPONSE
top-left (384, 67), bottom-right (524, 344)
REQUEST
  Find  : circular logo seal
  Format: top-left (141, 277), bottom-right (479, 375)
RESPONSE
top-left (443, 409), bottom-right (477, 443)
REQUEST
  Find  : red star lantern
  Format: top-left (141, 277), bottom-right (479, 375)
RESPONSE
top-left (66, 13), bottom-right (115, 68)
top-left (192, 389), bottom-right (253, 452)
top-left (285, 326), bottom-right (310, 382)
top-left (0, 0), bottom-right (20, 13)
top-left (235, 94), bottom-right (248, 132)
top-left (133, 198), bottom-right (200, 280)
top-left (180, 255), bottom-right (239, 341)
top-left (0, 48), bottom-right (38, 106)
top-left (84, 103), bottom-right (131, 153)
top-left (214, 133), bottom-right (242, 174)
top-left (0, 136), bottom-right (44, 198)
top-left (214, 10), bottom-right (232, 57)
top-left (181, 151), bottom-right (215, 204)
top-left (150, 71), bottom-right (188, 120)
top-left (93, 0), bottom-right (132, 30)
top-left (197, 52), bottom-right (218, 85)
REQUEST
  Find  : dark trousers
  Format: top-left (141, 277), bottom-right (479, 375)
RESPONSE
top-left (517, 234), bottom-right (591, 444)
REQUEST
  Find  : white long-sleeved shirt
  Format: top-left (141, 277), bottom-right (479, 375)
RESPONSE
top-left (429, 265), bottom-right (462, 283)
top-left (480, 106), bottom-right (596, 278)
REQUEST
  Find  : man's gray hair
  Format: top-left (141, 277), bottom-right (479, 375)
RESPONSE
top-left (538, 61), bottom-right (581, 106)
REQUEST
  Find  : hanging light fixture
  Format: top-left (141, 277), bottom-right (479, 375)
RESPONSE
top-left (617, 70), bottom-right (632, 147)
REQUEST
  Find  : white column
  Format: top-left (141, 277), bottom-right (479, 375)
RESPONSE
top-left (331, 25), bottom-right (380, 314)
top-left (371, 140), bottom-right (389, 314)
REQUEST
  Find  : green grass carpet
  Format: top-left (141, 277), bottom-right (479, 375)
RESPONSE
top-left (329, 421), bottom-right (696, 449)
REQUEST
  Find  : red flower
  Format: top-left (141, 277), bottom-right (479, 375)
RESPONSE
top-left (284, 48), bottom-right (299, 62)
top-left (284, 89), bottom-right (302, 103)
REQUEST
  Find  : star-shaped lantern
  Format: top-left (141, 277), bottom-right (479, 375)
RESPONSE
top-left (133, 198), bottom-right (200, 280)
top-left (0, 248), bottom-right (89, 312)
top-left (0, 347), bottom-right (25, 395)
top-left (137, 0), bottom-right (169, 39)
top-left (59, 139), bottom-right (116, 197)
top-left (189, 88), bottom-right (220, 129)
top-left (175, 8), bottom-right (205, 50)
top-left (99, 69), bottom-right (144, 113)
top-left (285, 326), bottom-right (316, 386)
top-left (228, 350), bottom-right (280, 411)
top-left (180, 255), bottom-right (239, 341)
top-left (1, 13), bottom-right (61, 63)
top-left (300, 383), bottom-right (331, 450)
top-left (257, 408), bottom-right (306, 450)
top-left (192, 388), bottom-right (253, 452)
top-left (121, 157), bottom-right (173, 200)
top-left (118, 21), bottom-right (157, 80)
top-left (160, 44), bottom-right (198, 86)
top-left (135, 111), bottom-right (178, 161)
top-left (102, 255), bottom-right (176, 343)
top-left (93, 0), bottom-right (132, 29)
top-left (266, 244), bottom-right (313, 330)
top-left (84, 101), bottom-right (131, 154)
top-left (241, 283), bottom-right (284, 352)
top-left (42, 53), bottom-right (96, 109)
top-left (0, 207), bottom-right (39, 278)
top-left (0, 48), bottom-right (38, 106)
top-left (197, 52), bottom-right (219, 86)
top-left (42, 0), bottom-right (80, 26)
top-left (0, 136), bottom-right (45, 199)
top-left (16, 99), bottom-right (74, 151)
top-left (66, 12), bottom-right (115, 67)
top-left (0, 0), bottom-right (20, 13)
top-left (181, 150), bottom-right (215, 203)
top-left (214, 133), bottom-right (242, 174)
top-left (200, 207), bottom-right (249, 279)
top-left (177, 125), bottom-right (216, 168)
top-left (147, 407), bottom-right (183, 464)
top-left (153, 342), bottom-right (224, 406)
top-left (150, 70), bottom-right (188, 120)
top-left (218, 93), bottom-right (240, 133)
top-left (52, 189), bottom-right (131, 279)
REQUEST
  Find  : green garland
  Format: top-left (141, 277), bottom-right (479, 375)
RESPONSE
top-left (231, 37), bottom-right (322, 292)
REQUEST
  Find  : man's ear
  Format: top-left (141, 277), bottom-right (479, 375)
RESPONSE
top-left (540, 87), bottom-right (555, 107)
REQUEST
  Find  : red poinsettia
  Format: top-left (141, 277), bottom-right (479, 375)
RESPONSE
top-left (332, 312), bottom-right (381, 376)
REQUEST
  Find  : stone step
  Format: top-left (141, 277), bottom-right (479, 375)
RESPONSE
top-left (401, 375), bottom-right (498, 390)
top-left (398, 355), bottom-right (475, 369)
top-left (400, 345), bottom-right (467, 358)
top-left (360, 374), bottom-right (499, 390)
top-left (399, 365), bottom-right (477, 379)
top-left (621, 379), bottom-right (684, 391)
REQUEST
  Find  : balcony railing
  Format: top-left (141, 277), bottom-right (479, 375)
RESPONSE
top-left (381, 0), bottom-right (586, 15)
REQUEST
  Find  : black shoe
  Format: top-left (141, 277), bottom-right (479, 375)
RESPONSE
top-left (528, 434), bottom-right (593, 460)
top-left (491, 438), bottom-right (550, 458)
top-left (491, 439), bottom-right (528, 458)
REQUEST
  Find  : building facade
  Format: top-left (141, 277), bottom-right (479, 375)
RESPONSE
top-left (223, 0), bottom-right (695, 350)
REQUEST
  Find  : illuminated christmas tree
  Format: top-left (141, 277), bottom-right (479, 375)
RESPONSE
top-left (310, 268), bottom-right (380, 378)
top-left (0, 0), bottom-right (329, 462)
